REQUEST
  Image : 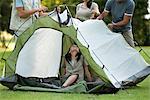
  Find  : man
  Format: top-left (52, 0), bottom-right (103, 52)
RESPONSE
top-left (10, 0), bottom-right (48, 36)
top-left (97, 0), bottom-right (135, 47)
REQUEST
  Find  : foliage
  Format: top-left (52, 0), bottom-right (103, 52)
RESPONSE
top-left (133, 0), bottom-right (149, 45)
top-left (144, 20), bottom-right (150, 45)
top-left (0, 0), bottom-right (13, 33)
top-left (0, 0), bottom-right (13, 48)
top-left (42, 0), bottom-right (63, 10)
top-left (41, 0), bottom-right (78, 16)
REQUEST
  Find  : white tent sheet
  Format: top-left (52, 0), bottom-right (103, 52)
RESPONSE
top-left (77, 20), bottom-right (149, 88)
top-left (16, 28), bottom-right (62, 78)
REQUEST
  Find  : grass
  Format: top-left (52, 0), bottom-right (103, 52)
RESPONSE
top-left (0, 46), bottom-right (150, 100)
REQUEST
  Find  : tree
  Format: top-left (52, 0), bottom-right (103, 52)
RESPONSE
top-left (0, 0), bottom-right (12, 33)
top-left (0, 0), bottom-right (13, 48)
top-left (42, 0), bottom-right (63, 10)
top-left (144, 20), bottom-right (150, 45)
top-left (133, 0), bottom-right (149, 45)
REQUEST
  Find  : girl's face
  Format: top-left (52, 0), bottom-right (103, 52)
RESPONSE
top-left (116, 0), bottom-right (126, 3)
top-left (69, 45), bottom-right (79, 54)
top-left (82, 0), bottom-right (90, 2)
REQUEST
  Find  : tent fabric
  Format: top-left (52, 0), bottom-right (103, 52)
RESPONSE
top-left (13, 81), bottom-right (87, 93)
top-left (0, 10), bottom-right (150, 93)
top-left (76, 20), bottom-right (150, 88)
top-left (16, 28), bottom-right (62, 78)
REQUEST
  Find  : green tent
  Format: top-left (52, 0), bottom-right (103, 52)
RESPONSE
top-left (0, 10), bottom-right (149, 94)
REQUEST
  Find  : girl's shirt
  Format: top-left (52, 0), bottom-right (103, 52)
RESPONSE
top-left (64, 55), bottom-right (88, 82)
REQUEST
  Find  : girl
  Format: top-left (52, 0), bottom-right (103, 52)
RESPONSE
top-left (62, 45), bottom-right (92, 87)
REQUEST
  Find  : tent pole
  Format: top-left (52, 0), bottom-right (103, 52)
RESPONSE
top-left (0, 34), bottom-right (15, 62)
top-left (1, 63), bottom-right (5, 78)
top-left (120, 32), bottom-right (150, 62)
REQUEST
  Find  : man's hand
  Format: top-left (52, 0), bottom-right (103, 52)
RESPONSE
top-left (97, 15), bottom-right (103, 20)
top-left (107, 23), bottom-right (113, 31)
top-left (97, 11), bottom-right (109, 20)
top-left (108, 23), bottom-right (122, 31)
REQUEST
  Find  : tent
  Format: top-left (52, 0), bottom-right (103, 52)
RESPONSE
top-left (0, 9), bottom-right (150, 94)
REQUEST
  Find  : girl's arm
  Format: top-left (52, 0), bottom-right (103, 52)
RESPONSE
top-left (84, 64), bottom-right (92, 82)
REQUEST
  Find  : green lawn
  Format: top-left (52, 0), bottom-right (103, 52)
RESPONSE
top-left (0, 46), bottom-right (150, 100)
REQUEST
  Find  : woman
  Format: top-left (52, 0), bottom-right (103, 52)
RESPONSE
top-left (10, 0), bottom-right (48, 36)
top-left (62, 45), bottom-right (92, 87)
top-left (76, 0), bottom-right (100, 21)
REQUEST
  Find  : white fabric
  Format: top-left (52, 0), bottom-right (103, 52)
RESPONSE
top-left (49, 10), bottom-right (81, 28)
top-left (49, 10), bottom-right (68, 24)
top-left (16, 28), bottom-right (62, 78)
top-left (76, 20), bottom-right (149, 88)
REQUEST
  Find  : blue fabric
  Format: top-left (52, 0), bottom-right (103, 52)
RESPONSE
top-left (105, 0), bottom-right (135, 32)
top-left (16, 0), bottom-right (23, 7)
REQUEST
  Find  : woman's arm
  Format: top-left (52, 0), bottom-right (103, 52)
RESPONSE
top-left (75, 4), bottom-right (80, 19)
top-left (16, 7), bottom-right (39, 18)
top-left (16, 6), bottom-right (48, 18)
top-left (90, 3), bottom-right (100, 19)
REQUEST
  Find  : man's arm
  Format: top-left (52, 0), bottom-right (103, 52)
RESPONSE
top-left (108, 1), bottom-right (135, 30)
top-left (97, 10), bottom-right (109, 20)
top-left (114, 15), bottom-right (131, 27)
top-left (97, 0), bottom-right (112, 20)
top-left (107, 15), bottom-right (131, 30)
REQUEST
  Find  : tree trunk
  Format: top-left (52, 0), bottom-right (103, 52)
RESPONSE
top-left (0, 31), bottom-right (7, 48)
top-left (0, 31), bottom-right (2, 47)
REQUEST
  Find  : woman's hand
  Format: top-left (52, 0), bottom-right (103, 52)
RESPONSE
top-left (38, 6), bottom-right (48, 17)
top-left (90, 10), bottom-right (97, 19)
top-left (39, 12), bottom-right (48, 17)
top-left (38, 6), bottom-right (48, 12)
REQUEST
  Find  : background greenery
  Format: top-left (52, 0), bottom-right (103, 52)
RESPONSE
top-left (0, 0), bottom-right (150, 45)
